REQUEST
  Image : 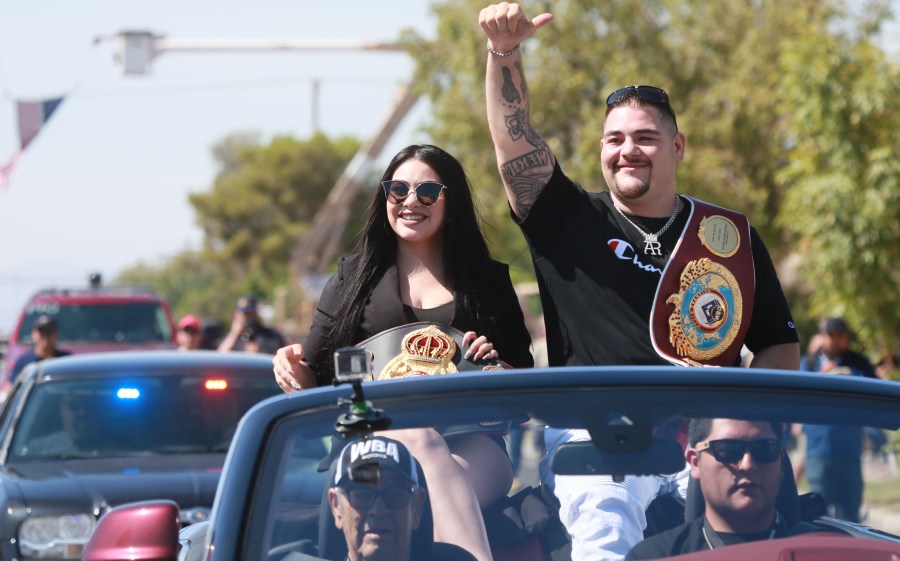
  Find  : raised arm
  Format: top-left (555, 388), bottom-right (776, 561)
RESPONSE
top-left (479, 3), bottom-right (555, 220)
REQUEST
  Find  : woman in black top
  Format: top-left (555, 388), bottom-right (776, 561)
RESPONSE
top-left (273, 144), bottom-right (533, 561)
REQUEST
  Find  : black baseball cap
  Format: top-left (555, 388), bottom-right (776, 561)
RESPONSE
top-left (236, 295), bottom-right (257, 312)
top-left (32, 314), bottom-right (58, 332)
top-left (333, 436), bottom-right (419, 488)
top-left (821, 317), bottom-right (851, 335)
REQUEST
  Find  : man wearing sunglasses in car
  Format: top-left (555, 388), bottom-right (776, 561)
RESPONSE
top-left (328, 436), bottom-right (428, 561)
top-left (626, 419), bottom-right (817, 560)
top-left (479, 4), bottom-right (800, 560)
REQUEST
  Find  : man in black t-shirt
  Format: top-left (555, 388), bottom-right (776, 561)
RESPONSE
top-left (626, 418), bottom-right (818, 560)
top-left (480, 4), bottom-right (800, 559)
top-left (480, 6), bottom-right (799, 370)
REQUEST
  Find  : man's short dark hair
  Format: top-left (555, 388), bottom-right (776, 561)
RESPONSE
top-left (688, 418), bottom-right (784, 447)
top-left (604, 85), bottom-right (679, 133)
top-left (821, 317), bottom-right (852, 336)
top-left (32, 314), bottom-right (58, 333)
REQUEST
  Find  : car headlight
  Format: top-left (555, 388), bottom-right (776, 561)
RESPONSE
top-left (18, 514), bottom-right (95, 559)
top-left (179, 506), bottom-right (211, 525)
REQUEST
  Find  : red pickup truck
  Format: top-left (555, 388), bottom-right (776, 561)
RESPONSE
top-left (2, 276), bottom-right (176, 390)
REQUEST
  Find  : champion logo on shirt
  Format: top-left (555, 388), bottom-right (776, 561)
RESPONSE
top-left (607, 239), bottom-right (663, 275)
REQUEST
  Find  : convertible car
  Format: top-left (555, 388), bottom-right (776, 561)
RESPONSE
top-left (82, 365), bottom-right (900, 561)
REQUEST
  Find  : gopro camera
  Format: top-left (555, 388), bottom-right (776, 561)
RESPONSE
top-left (334, 347), bottom-right (373, 383)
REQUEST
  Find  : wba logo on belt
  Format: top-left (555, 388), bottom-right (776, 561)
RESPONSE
top-left (650, 198), bottom-right (755, 367)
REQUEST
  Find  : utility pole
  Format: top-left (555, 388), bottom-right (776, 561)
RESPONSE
top-left (290, 83), bottom-right (419, 284)
top-left (100, 31), bottom-right (420, 331)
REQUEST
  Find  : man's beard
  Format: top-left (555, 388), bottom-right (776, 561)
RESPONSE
top-left (610, 175), bottom-right (651, 201)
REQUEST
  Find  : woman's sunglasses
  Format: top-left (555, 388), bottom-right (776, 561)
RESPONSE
top-left (694, 438), bottom-right (782, 465)
top-left (381, 180), bottom-right (447, 207)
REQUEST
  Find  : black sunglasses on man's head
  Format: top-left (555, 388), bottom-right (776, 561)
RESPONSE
top-left (605, 85), bottom-right (678, 130)
top-left (694, 438), bottom-right (782, 465)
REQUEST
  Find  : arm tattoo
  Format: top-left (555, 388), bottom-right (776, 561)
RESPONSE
top-left (501, 66), bottom-right (521, 104)
top-left (500, 139), bottom-right (553, 217)
top-left (500, 144), bottom-right (551, 183)
top-left (508, 175), bottom-right (546, 218)
top-left (515, 61), bottom-right (526, 94)
top-left (505, 108), bottom-right (526, 141)
top-left (492, 58), bottom-right (551, 218)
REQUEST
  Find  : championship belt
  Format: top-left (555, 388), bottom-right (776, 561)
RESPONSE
top-left (650, 197), bottom-right (755, 367)
top-left (355, 322), bottom-right (513, 438)
top-left (355, 321), bottom-right (510, 381)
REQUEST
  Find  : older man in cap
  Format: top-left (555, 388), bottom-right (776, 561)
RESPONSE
top-left (800, 317), bottom-right (876, 522)
top-left (9, 315), bottom-right (71, 384)
top-left (328, 436), bottom-right (428, 561)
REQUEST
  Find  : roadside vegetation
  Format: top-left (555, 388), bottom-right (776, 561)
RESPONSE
top-left (120, 0), bottom-right (899, 360)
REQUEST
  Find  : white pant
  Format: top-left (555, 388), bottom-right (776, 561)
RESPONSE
top-left (541, 428), bottom-right (690, 561)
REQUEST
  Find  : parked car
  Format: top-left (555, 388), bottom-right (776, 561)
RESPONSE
top-left (2, 276), bottom-right (176, 390)
top-left (0, 350), bottom-right (281, 560)
top-left (82, 365), bottom-right (900, 561)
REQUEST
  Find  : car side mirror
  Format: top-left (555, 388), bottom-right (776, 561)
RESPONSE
top-left (82, 500), bottom-right (180, 561)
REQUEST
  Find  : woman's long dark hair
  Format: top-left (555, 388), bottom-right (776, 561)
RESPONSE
top-left (324, 144), bottom-right (496, 374)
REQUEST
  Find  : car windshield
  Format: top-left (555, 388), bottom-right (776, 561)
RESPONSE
top-left (238, 375), bottom-right (900, 561)
top-left (20, 303), bottom-right (172, 344)
top-left (9, 374), bottom-right (276, 459)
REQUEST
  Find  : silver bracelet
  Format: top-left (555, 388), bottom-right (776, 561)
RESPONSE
top-left (486, 40), bottom-right (520, 57)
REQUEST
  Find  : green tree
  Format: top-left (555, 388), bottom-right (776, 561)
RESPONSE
top-left (189, 132), bottom-right (361, 296)
top-left (117, 251), bottom-right (236, 323)
top-left (777, 27), bottom-right (900, 352)
top-left (119, 132), bottom-right (364, 327)
top-left (404, 0), bottom-right (899, 355)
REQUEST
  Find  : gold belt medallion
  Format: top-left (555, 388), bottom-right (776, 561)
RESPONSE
top-left (665, 258), bottom-right (743, 362)
top-left (377, 324), bottom-right (459, 380)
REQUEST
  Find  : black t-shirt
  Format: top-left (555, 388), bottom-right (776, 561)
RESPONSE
top-left (10, 347), bottom-right (72, 382)
top-left (518, 162), bottom-right (798, 367)
top-left (626, 515), bottom-right (820, 560)
top-left (626, 517), bottom-right (709, 560)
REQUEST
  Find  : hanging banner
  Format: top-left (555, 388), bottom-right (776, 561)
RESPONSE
top-left (1, 96), bottom-right (66, 190)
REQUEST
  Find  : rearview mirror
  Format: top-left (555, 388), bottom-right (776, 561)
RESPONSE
top-left (551, 439), bottom-right (685, 481)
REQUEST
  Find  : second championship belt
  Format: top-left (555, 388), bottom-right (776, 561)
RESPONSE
top-left (649, 197), bottom-right (756, 367)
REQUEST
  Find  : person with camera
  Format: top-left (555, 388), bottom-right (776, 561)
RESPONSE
top-left (218, 295), bottom-right (286, 354)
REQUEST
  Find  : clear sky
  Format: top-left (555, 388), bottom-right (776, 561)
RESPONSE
top-left (0, 1), bottom-right (435, 332)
